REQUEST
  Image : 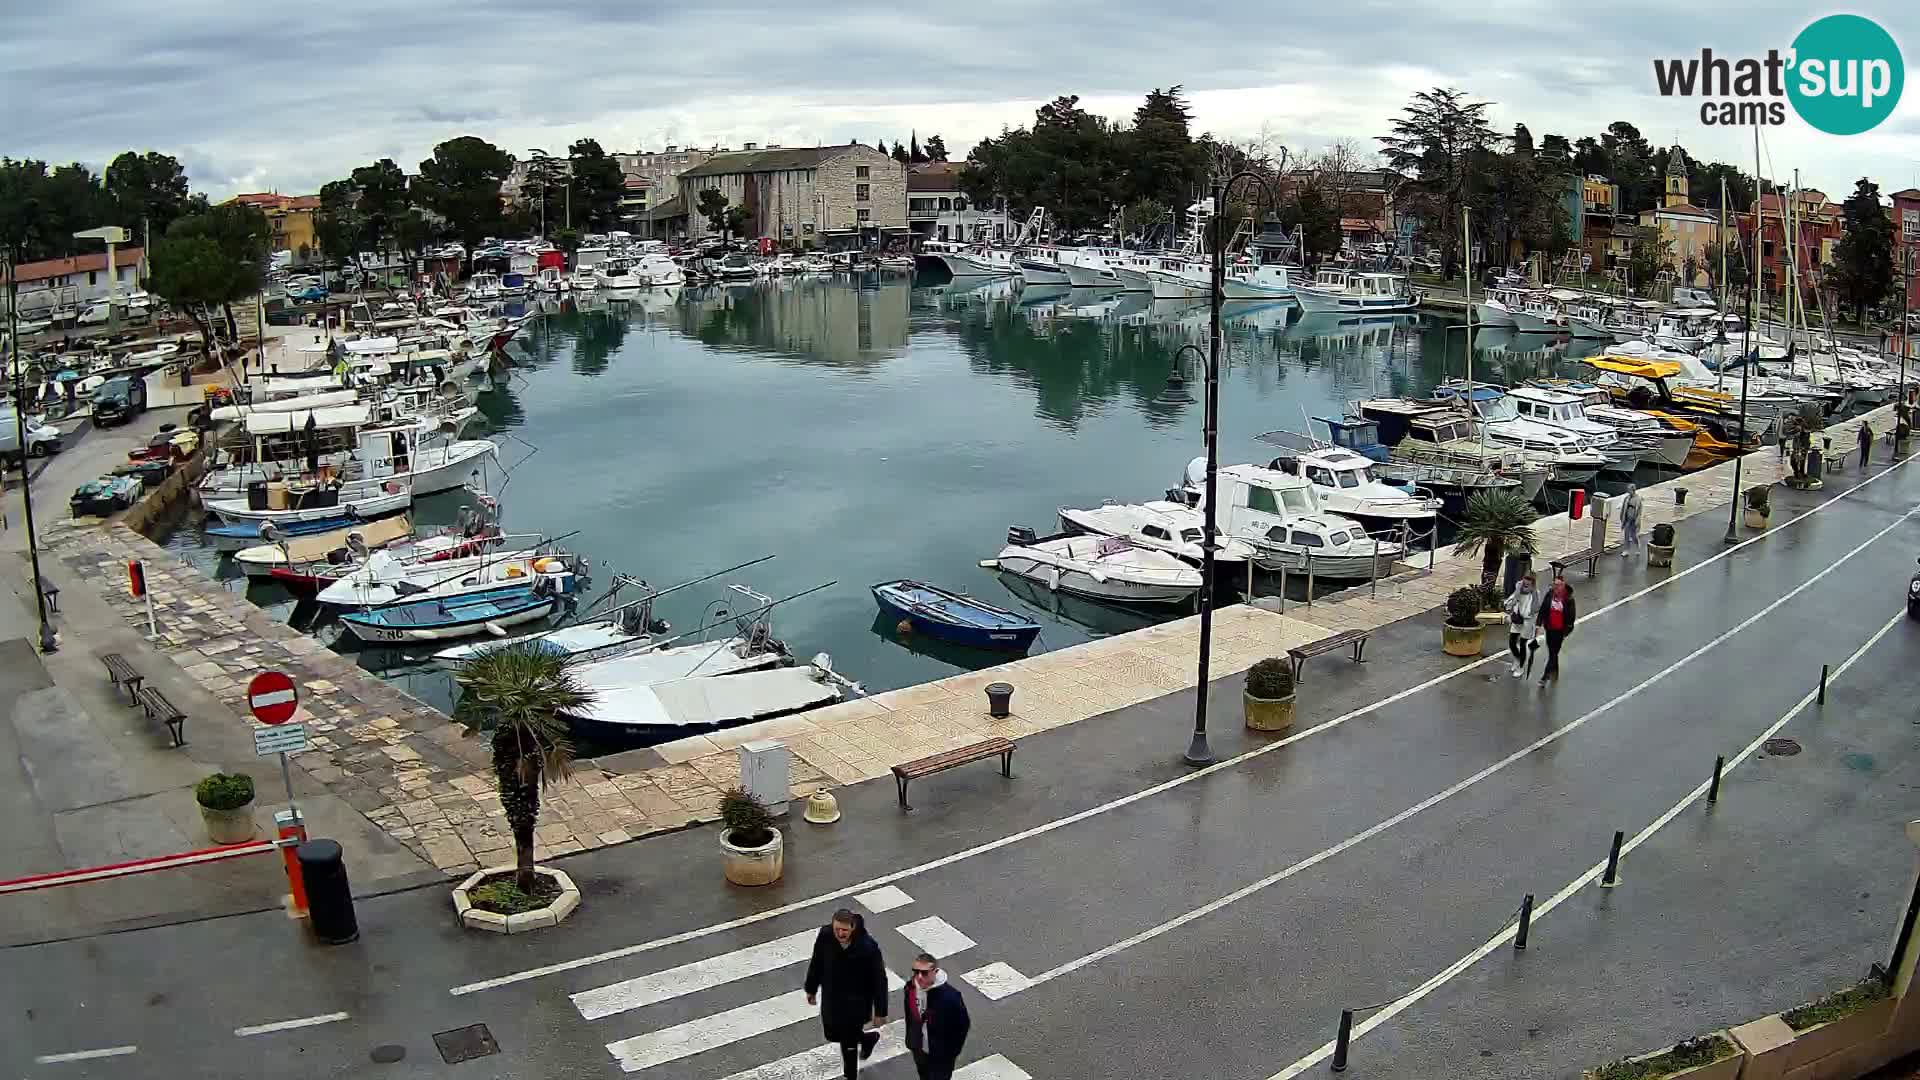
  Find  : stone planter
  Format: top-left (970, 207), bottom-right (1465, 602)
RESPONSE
top-left (452, 866), bottom-right (581, 934)
top-left (1728, 997), bottom-right (1901, 1080)
top-left (199, 801), bottom-right (256, 845)
top-left (1442, 622), bottom-right (1484, 657)
top-left (1744, 508), bottom-right (1770, 530)
top-left (1585, 1034), bottom-right (1742, 1080)
top-left (1244, 690), bottom-right (1296, 733)
top-left (721, 827), bottom-right (784, 886)
top-left (1648, 542), bottom-right (1675, 568)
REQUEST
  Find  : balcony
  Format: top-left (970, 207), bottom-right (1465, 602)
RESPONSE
top-left (908, 207), bottom-right (939, 221)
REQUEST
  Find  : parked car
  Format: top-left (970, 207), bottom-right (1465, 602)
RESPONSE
top-left (91, 374), bottom-right (148, 427)
top-left (0, 408), bottom-right (63, 460)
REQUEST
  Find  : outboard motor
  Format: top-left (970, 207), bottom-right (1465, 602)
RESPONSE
top-left (1007, 525), bottom-right (1038, 546)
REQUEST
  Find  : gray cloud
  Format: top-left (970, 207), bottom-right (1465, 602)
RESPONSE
top-left (1, 0), bottom-right (1914, 197)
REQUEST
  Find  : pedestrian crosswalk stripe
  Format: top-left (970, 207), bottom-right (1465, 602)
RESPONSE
top-left (854, 885), bottom-right (914, 913)
top-left (714, 1022), bottom-right (907, 1080)
top-left (573, 930), bottom-right (816, 1020)
top-left (958, 961), bottom-right (1032, 1000)
top-left (956, 1055), bottom-right (1034, 1079)
top-left (895, 915), bottom-right (977, 959)
top-left (606, 972), bottom-right (905, 1073)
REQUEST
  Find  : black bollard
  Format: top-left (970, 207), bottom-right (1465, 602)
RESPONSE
top-left (1515, 894), bottom-right (1534, 951)
top-left (1708, 755), bottom-right (1724, 804)
top-left (1600, 830), bottom-right (1624, 888)
top-left (1330, 1009), bottom-right (1354, 1072)
top-left (1819, 664), bottom-right (1829, 704)
top-left (296, 839), bottom-right (359, 944)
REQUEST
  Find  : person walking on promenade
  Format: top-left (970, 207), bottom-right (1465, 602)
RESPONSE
top-left (1540, 569), bottom-right (1577, 686)
top-left (806, 909), bottom-right (889, 1079)
top-left (904, 953), bottom-right (971, 1080)
top-left (1859, 420), bottom-right (1875, 469)
top-left (1502, 573), bottom-right (1540, 679)
top-left (1619, 484), bottom-right (1643, 558)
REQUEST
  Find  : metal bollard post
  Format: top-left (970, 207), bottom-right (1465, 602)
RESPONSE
top-left (1307, 552), bottom-right (1315, 607)
top-left (1600, 830), bottom-right (1625, 888)
top-left (296, 839), bottom-right (360, 944)
top-left (1819, 663), bottom-right (1829, 704)
top-left (1278, 561), bottom-right (1286, 614)
top-left (1515, 893), bottom-right (1534, 951)
top-left (1708, 755), bottom-right (1724, 804)
top-left (1330, 1009), bottom-right (1354, 1072)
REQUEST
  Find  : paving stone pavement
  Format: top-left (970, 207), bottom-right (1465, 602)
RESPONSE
top-left (35, 401), bottom-right (1898, 878)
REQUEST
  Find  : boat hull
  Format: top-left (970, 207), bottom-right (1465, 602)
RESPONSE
top-left (1016, 260), bottom-right (1071, 285)
top-left (1567, 317), bottom-right (1612, 340)
top-left (992, 554), bottom-right (1197, 606)
top-left (1473, 302), bottom-right (1516, 327)
top-left (1148, 272), bottom-right (1209, 300)
top-left (1114, 267), bottom-right (1153, 293)
top-left (946, 254), bottom-right (1013, 277)
top-left (872, 589), bottom-right (1040, 652)
top-left (1251, 550), bottom-right (1397, 579)
top-left (1293, 287), bottom-right (1419, 314)
top-left (208, 488), bottom-right (411, 527)
top-left (1221, 279), bottom-right (1295, 301)
top-left (1060, 263), bottom-right (1112, 289)
top-left (1511, 310), bottom-right (1562, 334)
top-left (340, 594), bottom-right (555, 643)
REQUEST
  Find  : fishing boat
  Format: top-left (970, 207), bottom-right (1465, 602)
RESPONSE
top-left (1145, 255), bottom-right (1215, 300)
top-left (990, 528), bottom-right (1203, 606)
top-left (871, 580), bottom-right (1042, 651)
top-left (338, 581), bottom-right (567, 644)
top-left (1055, 247), bottom-right (1127, 289)
top-left (1221, 263), bottom-right (1297, 302)
top-left (1013, 248), bottom-right (1072, 286)
top-left (206, 512), bottom-right (370, 552)
top-left (1056, 501), bottom-right (1258, 565)
top-left (1353, 399), bottom-right (1548, 505)
top-left (315, 545), bottom-right (579, 608)
top-left (1510, 291), bottom-right (1569, 334)
top-left (232, 515), bottom-right (417, 587)
top-left (204, 479), bottom-right (411, 528)
top-left (1292, 270), bottom-right (1421, 314)
top-left (1473, 285), bottom-right (1522, 328)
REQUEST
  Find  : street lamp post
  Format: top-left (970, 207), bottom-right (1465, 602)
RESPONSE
top-left (1180, 171), bottom-right (1279, 767)
top-left (4, 248), bottom-right (59, 653)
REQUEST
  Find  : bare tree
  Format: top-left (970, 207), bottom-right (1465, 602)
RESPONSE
top-left (1306, 138), bottom-right (1374, 229)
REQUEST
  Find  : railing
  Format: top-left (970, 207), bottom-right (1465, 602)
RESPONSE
top-left (907, 208), bottom-right (940, 221)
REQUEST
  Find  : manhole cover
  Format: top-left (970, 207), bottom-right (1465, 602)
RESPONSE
top-left (370, 1045), bottom-right (406, 1064)
top-left (434, 1024), bottom-right (499, 1064)
top-left (1763, 738), bottom-right (1802, 756)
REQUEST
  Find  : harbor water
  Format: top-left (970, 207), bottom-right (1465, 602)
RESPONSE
top-left (155, 277), bottom-right (1650, 725)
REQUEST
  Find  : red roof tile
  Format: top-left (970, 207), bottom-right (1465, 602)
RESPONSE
top-left (2, 247), bottom-right (146, 285)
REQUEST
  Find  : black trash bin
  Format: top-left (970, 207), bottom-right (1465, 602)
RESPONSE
top-left (246, 480), bottom-right (270, 511)
top-left (985, 682), bottom-right (1014, 719)
top-left (297, 839), bottom-right (359, 944)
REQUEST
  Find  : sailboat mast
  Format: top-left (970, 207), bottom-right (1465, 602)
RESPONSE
top-left (1718, 177), bottom-right (1729, 393)
top-left (1464, 207), bottom-right (1487, 458)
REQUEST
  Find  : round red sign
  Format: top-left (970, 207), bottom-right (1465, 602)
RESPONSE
top-left (247, 671), bottom-right (299, 725)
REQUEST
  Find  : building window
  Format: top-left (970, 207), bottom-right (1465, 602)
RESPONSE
top-left (939, 198), bottom-right (951, 211)
top-left (857, 209), bottom-right (871, 222)
top-left (855, 166), bottom-right (870, 178)
top-left (1904, 210), bottom-right (1919, 241)
top-left (955, 198), bottom-right (968, 213)
top-left (856, 184), bottom-right (870, 202)
top-left (804, 223), bottom-right (815, 235)
top-left (88, 270), bottom-right (98, 286)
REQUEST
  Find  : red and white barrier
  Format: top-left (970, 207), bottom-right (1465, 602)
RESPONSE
top-left (0, 839), bottom-right (281, 895)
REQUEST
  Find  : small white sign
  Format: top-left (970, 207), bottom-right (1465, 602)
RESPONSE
top-left (254, 723), bottom-right (309, 757)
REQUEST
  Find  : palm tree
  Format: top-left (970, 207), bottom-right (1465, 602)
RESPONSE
top-left (1451, 489), bottom-right (1540, 590)
top-left (454, 645), bottom-right (594, 891)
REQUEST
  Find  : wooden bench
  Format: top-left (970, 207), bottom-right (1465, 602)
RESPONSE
top-left (1286, 628), bottom-right (1372, 681)
top-left (1555, 549), bottom-right (1601, 579)
top-left (1823, 448), bottom-right (1849, 473)
top-left (134, 685), bottom-right (186, 747)
top-left (892, 737), bottom-right (1015, 811)
top-left (101, 653), bottom-right (144, 703)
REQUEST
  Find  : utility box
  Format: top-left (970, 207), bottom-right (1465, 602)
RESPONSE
top-left (738, 740), bottom-right (791, 817)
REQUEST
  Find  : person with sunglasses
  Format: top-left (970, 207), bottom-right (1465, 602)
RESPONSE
top-left (904, 952), bottom-right (971, 1080)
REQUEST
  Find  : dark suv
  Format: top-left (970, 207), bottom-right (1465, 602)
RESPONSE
top-left (91, 375), bottom-right (148, 427)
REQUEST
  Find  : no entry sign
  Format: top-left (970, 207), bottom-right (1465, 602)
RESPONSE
top-left (248, 671), bottom-right (299, 725)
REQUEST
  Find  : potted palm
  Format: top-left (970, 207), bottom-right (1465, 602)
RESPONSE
top-left (1243, 657), bottom-right (1296, 732)
top-left (195, 773), bottom-right (256, 844)
top-left (1452, 489), bottom-right (1539, 598)
top-left (1443, 587), bottom-right (1486, 656)
top-left (1743, 484), bottom-right (1770, 529)
top-left (449, 644), bottom-right (592, 933)
top-left (719, 787), bottom-right (784, 886)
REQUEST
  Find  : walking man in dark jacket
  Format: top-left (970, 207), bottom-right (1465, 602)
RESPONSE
top-left (904, 953), bottom-right (971, 1080)
top-left (1860, 421), bottom-right (1875, 469)
top-left (805, 910), bottom-right (889, 1079)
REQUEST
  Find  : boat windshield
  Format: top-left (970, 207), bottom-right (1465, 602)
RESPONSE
top-left (1335, 470), bottom-right (1360, 488)
top-left (1180, 527), bottom-right (1203, 543)
top-left (1280, 487), bottom-right (1314, 513)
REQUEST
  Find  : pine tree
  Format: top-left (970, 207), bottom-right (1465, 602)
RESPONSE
top-left (909, 132), bottom-right (928, 164)
top-left (1830, 177), bottom-right (1895, 326)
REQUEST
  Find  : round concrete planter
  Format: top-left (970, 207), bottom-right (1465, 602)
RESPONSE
top-left (1743, 508), bottom-right (1770, 530)
top-left (1243, 691), bottom-right (1296, 733)
top-left (1647, 542), bottom-right (1675, 568)
top-left (721, 828), bottom-right (784, 887)
top-left (199, 802), bottom-right (256, 845)
top-left (452, 866), bottom-right (581, 934)
top-left (1442, 623), bottom-right (1485, 657)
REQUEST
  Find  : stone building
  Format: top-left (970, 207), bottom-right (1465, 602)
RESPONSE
top-left (1636, 146), bottom-right (1728, 283)
top-left (677, 143), bottom-right (906, 249)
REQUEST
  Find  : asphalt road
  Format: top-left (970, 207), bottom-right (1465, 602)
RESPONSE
top-left (5, 450), bottom-right (1920, 1080)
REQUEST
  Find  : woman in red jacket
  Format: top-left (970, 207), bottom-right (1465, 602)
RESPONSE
top-left (1539, 570), bottom-right (1577, 685)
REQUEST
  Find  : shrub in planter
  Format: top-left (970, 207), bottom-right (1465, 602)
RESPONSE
top-left (1744, 485), bottom-right (1770, 512)
top-left (194, 772), bottom-right (256, 844)
top-left (1442, 587), bottom-right (1487, 656)
top-left (1243, 657), bottom-right (1296, 732)
top-left (1585, 1033), bottom-right (1739, 1080)
top-left (1782, 978), bottom-right (1889, 1030)
top-left (1651, 523), bottom-right (1675, 546)
top-left (719, 787), bottom-right (783, 886)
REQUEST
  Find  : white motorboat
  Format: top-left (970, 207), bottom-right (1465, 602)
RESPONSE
top-left (1167, 461), bottom-right (1403, 578)
top-left (630, 253), bottom-right (684, 287)
top-left (1506, 385), bottom-right (1658, 475)
top-left (316, 545), bottom-right (575, 607)
top-left (1292, 270), bottom-right (1420, 314)
top-left (1014, 248), bottom-right (1072, 286)
top-left (1222, 264), bottom-right (1296, 302)
top-left (466, 272), bottom-right (503, 301)
top-left (1473, 287), bottom-right (1520, 327)
top-left (1146, 255), bottom-right (1214, 300)
top-left (568, 266), bottom-right (599, 291)
top-left (1055, 248), bottom-right (1126, 289)
top-left (992, 528), bottom-right (1203, 605)
top-left (1433, 382), bottom-right (1613, 482)
top-left (594, 257), bottom-right (642, 290)
top-left (535, 267), bottom-right (568, 293)
top-left (1526, 380), bottom-right (1699, 469)
top-left (205, 481), bottom-right (412, 527)
top-left (1056, 501), bottom-right (1257, 565)
top-left (1252, 435), bottom-right (1440, 535)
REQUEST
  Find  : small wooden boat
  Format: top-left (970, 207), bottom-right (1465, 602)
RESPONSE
top-left (338, 582), bottom-right (563, 644)
top-left (206, 513), bottom-right (369, 552)
top-left (871, 580), bottom-right (1042, 652)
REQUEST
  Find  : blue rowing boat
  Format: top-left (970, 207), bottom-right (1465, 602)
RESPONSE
top-left (206, 514), bottom-right (362, 552)
top-left (338, 583), bottom-right (557, 645)
top-left (871, 580), bottom-right (1041, 652)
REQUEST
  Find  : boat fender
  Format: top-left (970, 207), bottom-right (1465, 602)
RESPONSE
top-left (978, 559), bottom-right (999, 569)
top-left (483, 621), bottom-right (507, 637)
top-left (1047, 567), bottom-right (1061, 591)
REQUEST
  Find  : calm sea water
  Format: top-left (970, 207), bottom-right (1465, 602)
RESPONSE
top-left (159, 278), bottom-right (1624, 718)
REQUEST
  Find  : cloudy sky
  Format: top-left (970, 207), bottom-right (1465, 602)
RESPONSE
top-left (3, 0), bottom-right (1915, 201)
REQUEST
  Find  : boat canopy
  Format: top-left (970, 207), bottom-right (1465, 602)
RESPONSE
top-left (243, 404), bottom-right (372, 435)
top-left (1586, 356), bottom-right (1682, 380)
top-left (211, 389), bottom-right (358, 421)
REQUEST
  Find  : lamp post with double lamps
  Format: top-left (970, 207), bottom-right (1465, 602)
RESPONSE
top-left (3, 246), bottom-right (59, 653)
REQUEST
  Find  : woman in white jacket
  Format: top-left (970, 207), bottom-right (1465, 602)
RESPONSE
top-left (1502, 573), bottom-right (1540, 678)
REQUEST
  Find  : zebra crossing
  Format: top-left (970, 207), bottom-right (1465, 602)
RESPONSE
top-left (566, 888), bottom-right (1034, 1078)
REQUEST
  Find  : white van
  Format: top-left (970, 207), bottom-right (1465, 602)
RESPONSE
top-left (0, 409), bottom-right (64, 459)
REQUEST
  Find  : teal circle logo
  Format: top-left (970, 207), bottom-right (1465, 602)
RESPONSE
top-left (1787, 14), bottom-right (1904, 135)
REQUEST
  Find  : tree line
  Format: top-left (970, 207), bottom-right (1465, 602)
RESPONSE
top-left (0, 151), bottom-right (201, 262)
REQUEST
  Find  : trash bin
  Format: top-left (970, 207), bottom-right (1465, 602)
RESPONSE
top-left (985, 682), bottom-right (1014, 719)
top-left (246, 480), bottom-right (270, 511)
top-left (1674, 487), bottom-right (1688, 506)
top-left (296, 839), bottom-right (359, 945)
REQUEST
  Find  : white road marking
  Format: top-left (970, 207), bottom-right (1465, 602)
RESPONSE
top-left (573, 929), bottom-right (816, 1020)
top-left (896, 915), bottom-right (977, 958)
top-left (1005, 504), bottom-right (1920, 995)
top-left (607, 972), bottom-right (905, 1073)
top-left (233, 1011), bottom-right (350, 1037)
top-left (34, 1046), bottom-right (138, 1063)
top-left (957, 1054), bottom-right (1035, 1079)
top-left (855, 885), bottom-right (914, 913)
top-left (1263, 605), bottom-right (1910, 1080)
top-left (714, 1022), bottom-right (907, 1080)
top-left (449, 453), bottom-right (1916, 998)
top-left (958, 961), bottom-right (1033, 1000)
